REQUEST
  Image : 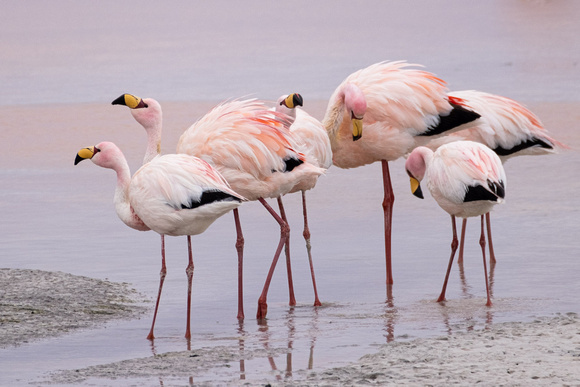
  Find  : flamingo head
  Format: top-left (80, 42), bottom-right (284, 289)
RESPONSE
top-left (276, 93), bottom-right (303, 120)
top-left (405, 147), bottom-right (433, 199)
top-left (279, 93), bottom-right (303, 109)
top-left (74, 141), bottom-right (121, 170)
top-left (112, 93), bottom-right (162, 132)
top-left (343, 84), bottom-right (366, 141)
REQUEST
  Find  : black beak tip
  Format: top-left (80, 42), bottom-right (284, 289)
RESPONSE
top-left (293, 93), bottom-right (304, 107)
top-left (353, 134), bottom-right (361, 141)
top-left (413, 186), bottom-right (424, 199)
top-left (111, 95), bottom-right (125, 105)
top-left (74, 155), bottom-right (83, 165)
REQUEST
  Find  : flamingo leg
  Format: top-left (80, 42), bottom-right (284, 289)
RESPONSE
top-left (277, 197), bottom-right (296, 306)
top-left (257, 198), bottom-right (290, 320)
top-left (381, 160), bottom-right (395, 286)
top-left (479, 215), bottom-right (492, 307)
top-left (486, 213), bottom-right (496, 263)
top-left (185, 235), bottom-right (195, 339)
top-left (301, 190), bottom-right (322, 307)
top-left (457, 218), bottom-right (467, 264)
top-left (233, 209), bottom-right (245, 320)
top-left (147, 234), bottom-right (167, 340)
top-left (437, 215), bottom-right (459, 302)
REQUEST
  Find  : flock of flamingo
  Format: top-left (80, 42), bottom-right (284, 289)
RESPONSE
top-left (74, 61), bottom-right (565, 340)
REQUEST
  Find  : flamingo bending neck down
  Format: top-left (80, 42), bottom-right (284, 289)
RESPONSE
top-left (323, 61), bottom-right (481, 286)
top-left (405, 141), bottom-right (506, 306)
top-left (275, 93), bottom-right (333, 307)
top-left (176, 98), bottom-right (325, 319)
top-left (75, 141), bottom-right (244, 339)
top-left (425, 90), bottom-right (566, 264)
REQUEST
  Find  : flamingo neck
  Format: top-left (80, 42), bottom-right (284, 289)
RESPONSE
top-left (131, 100), bottom-right (163, 164)
top-left (143, 123), bottom-right (162, 164)
top-left (111, 159), bottom-right (145, 230)
top-left (322, 84), bottom-right (348, 144)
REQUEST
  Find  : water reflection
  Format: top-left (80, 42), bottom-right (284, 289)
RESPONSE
top-left (384, 285), bottom-right (396, 342)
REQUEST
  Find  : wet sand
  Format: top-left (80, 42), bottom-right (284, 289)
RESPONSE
top-left (44, 314), bottom-right (579, 386)
top-left (0, 269), bottom-right (147, 348)
top-left (1, 269), bottom-right (577, 386)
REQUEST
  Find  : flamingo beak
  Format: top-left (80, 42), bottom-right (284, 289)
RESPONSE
top-left (282, 93), bottom-right (303, 109)
top-left (352, 117), bottom-right (363, 141)
top-left (112, 93), bottom-right (147, 109)
top-left (74, 146), bottom-right (96, 165)
top-left (410, 177), bottom-right (424, 199)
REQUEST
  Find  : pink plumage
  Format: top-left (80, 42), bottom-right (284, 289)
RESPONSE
top-left (406, 141), bottom-right (506, 306)
top-left (323, 61), bottom-right (480, 286)
top-left (177, 98), bottom-right (326, 320)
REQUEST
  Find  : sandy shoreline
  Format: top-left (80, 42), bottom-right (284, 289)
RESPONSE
top-left (0, 268), bottom-right (147, 349)
top-left (2, 268), bottom-right (578, 386)
top-left (42, 314), bottom-right (580, 386)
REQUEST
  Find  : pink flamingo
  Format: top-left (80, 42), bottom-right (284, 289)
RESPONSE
top-left (405, 141), bottom-right (506, 306)
top-left (322, 61), bottom-right (481, 285)
top-left (425, 90), bottom-right (566, 263)
top-left (275, 93), bottom-right (333, 307)
top-left (176, 99), bottom-right (325, 320)
top-left (75, 142), bottom-right (245, 339)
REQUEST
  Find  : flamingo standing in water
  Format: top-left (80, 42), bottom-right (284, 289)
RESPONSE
top-left (425, 90), bottom-right (566, 263)
top-left (323, 61), bottom-right (481, 285)
top-left (113, 94), bottom-right (323, 319)
top-left (75, 142), bottom-right (245, 338)
top-left (176, 99), bottom-right (325, 320)
top-left (276, 93), bottom-right (333, 307)
top-left (405, 141), bottom-right (506, 306)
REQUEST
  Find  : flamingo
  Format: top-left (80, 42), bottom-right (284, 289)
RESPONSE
top-left (424, 90), bottom-right (566, 263)
top-left (405, 141), bottom-right (506, 306)
top-left (74, 141), bottom-right (245, 338)
top-left (176, 98), bottom-right (325, 320)
top-left (275, 93), bottom-right (333, 307)
top-left (322, 61), bottom-right (481, 286)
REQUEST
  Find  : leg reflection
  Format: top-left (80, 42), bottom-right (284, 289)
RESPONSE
top-left (384, 285), bottom-right (396, 342)
top-left (237, 320), bottom-right (246, 380)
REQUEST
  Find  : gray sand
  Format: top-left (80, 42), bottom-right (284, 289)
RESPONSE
top-left (0, 268), bottom-right (147, 348)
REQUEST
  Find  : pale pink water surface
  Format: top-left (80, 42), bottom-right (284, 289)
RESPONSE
top-left (1, 1), bottom-right (579, 385)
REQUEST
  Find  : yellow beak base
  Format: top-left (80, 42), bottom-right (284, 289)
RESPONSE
top-left (352, 118), bottom-right (363, 141)
top-left (410, 177), bottom-right (424, 199)
top-left (74, 146), bottom-right (95, 165)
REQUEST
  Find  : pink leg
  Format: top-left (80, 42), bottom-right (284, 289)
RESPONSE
top-left (381, 160), bottom-right (394, 286)
top-left (257, 198), bottom-right (290, 320)
top-left (301, 191), bottom-right (321, 307)
top-left (437, 215), bottom-right (459, 302)
top-left (479, 215), bottom-right (492, 307)
top-left (457, 218), bottom-right (467, 264)
top-left (277, 197), bottom-right (296, 306)
top-left (233, 209), bottom-right (245, 320)
top-left (147, 235), bottom-right (167, 340)
top-left (486, 213), bottom-right (496, 263)
top-left (185, 235), bottom-right (195, 339)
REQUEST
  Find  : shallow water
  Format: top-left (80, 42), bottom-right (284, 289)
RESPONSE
top-left (1, 1), bottom-right (579, 385)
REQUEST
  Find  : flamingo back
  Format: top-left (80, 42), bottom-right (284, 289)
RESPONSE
top-left (129, 154), bottom-right (244, 236)
top-left (427, 141), bottom-right (506, 217)
top-left (427, 90), bottom-right (566, 161)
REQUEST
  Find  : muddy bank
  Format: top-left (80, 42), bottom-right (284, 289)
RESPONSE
top-left (0, 268), bottom-right (147, 348)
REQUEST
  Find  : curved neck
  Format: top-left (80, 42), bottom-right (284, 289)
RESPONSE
top-left (111, 159), bottom-right (146, 230)
top-left (322, 84), bottom-right (348, 143)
